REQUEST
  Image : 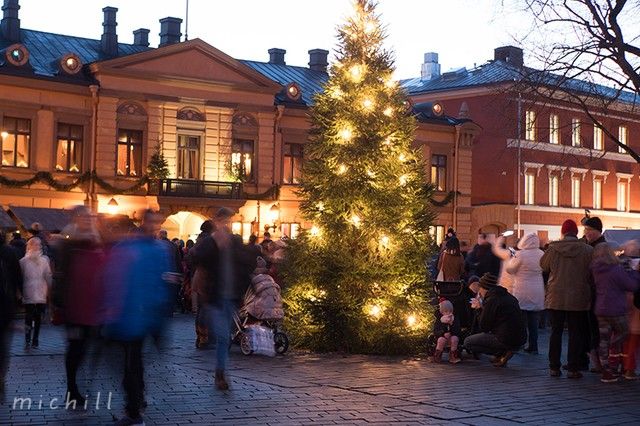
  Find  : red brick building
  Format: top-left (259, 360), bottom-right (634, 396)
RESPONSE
top-left (403, 47), bottom-right (640, 244)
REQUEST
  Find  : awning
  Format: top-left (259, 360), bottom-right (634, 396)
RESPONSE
top-left (8, 206), bottom-right (72, 233)
top-left (0, 206), bottom-right (16, 229)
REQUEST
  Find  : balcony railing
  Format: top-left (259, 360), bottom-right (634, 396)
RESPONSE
top-left (159, 179), bottom-right (242, 199)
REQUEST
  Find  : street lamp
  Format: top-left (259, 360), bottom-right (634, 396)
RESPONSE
top-left (265, 203), bottom-right (280, 233)
top-left (106, 197), bottom-right (119, 215)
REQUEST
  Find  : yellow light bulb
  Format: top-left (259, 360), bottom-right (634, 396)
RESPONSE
top-left (310, 225), bottom-right (321, 237)
top-left (362, 97), bottom-right (374, 110)
top-left (383, 107), bottom-right (394, 117)
top-left (317, 202), bottom-right (325, 211)
top-left (369, 304), bottom-right (382, 318)
top-left (399, 153), bottom-right (406, 162)
top-left (399, 175), bottom-right (408, 186)
top-left (337, 164), bottom-right (347, 175)
top-left (366, 169), bottom-right (375, 178)
top-left (407, 314), bottom-right (417, 327)
top-left (331, 87), bottom-right (343, 99)
top-left (339, 127), bottom-right (353, 141)
top-left (385, 77), bottom-right (396, 89)
top-left (364, 21), bottom-right (376, 35)
top-left (351, 214), bottom-right (361, 227)
top-left (349, 64), bottom-right (364, 83)
top-left (380, 235), bottom-right (390, 247)
top-left (0, 131), bottom-right (8, 139)
top-left (383, 136), bottom-right (392, 146)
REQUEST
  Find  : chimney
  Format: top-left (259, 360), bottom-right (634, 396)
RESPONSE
top-left (494, 46), bottom-right (524, 68)
top-left (133, 28), bottom-right (149, 47)
top-left (1, 0), bottom-right (20, 42)
top-left (100, 6), bottom-right (118, 57)
top-left (421, 52), bottom-right (441, 81)
top-left (308, 49), bottom-right (328, 72)
top-left (268, 48), bottom-right (286, 65)
top-left (159, 17), bottom-right (182, 47)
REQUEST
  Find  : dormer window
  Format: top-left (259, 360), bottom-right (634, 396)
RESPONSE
top-left (285, 83), bottom-right (301, 101)
top-left (4, 43), bottom-right (29, 66)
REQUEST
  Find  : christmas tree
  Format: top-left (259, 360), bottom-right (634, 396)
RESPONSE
top-left (282, 0), bottom-right (434, 355)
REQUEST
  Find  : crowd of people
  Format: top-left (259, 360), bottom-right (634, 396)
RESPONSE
top-left (0, 206), bottom-right (285, 426)
top-left (430, 219), bottom-right (640, 383)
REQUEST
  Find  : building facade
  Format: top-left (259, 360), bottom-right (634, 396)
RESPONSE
top-left (0, 2), bottom-right (477, 246)
top-left (404, 47), bottom-right (640, 244)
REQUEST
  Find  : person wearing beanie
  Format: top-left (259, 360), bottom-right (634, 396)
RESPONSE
top-left (583, 217), bottom-right (606, 247)
top-left (540, 219), bottom-right (594, 378)
top-left (463, 273), bottom-right (526, 367)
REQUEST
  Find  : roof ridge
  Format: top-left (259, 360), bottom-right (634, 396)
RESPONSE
top-left (22, 27), bottom-right (143, 48)
top-left (240, 59), bottom-right (326, 74)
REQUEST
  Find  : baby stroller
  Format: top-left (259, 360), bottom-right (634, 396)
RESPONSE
top-left (232, 272), bottom-right (289, 355)
top-left (426, 280), bottom-right (477, 358)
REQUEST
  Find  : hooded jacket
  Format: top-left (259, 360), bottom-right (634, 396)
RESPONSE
top-left (478, 286), bottom-right (526, 348)
top-left (540, 236), bottom-right (593, 311)
top-left (591, 261), bottom-right (639, 317)
top-left (506, 233), bottom-right (544, 311)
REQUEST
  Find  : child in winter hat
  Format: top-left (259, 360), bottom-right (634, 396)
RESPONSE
top-left (428, 299), bottom-right (462, 364)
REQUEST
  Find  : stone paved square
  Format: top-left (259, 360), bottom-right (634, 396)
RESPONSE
top-left (1, 315), bottom-right (639, 425)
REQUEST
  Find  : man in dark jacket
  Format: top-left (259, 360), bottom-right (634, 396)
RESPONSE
top-left (465, 234), bottom-right (501, 278)
top-left (9, 232), bottom-right (26, 259)
top-left (464, 273), bottom-right (526, 367)
top-left (1, 231), bottom-right (23, 400)
top-left (540, 219), bottom-right (593, 378)
top-left (190, 207), bottom-right (256, 390)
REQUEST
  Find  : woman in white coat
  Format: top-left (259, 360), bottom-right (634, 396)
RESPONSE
top-left (19, 237), bottom-right (52, 348)
top-left (506, 233), bottom-right (545, 354)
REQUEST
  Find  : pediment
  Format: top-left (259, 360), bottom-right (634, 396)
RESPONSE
top-left (92, 39), bottom-right (280, 90)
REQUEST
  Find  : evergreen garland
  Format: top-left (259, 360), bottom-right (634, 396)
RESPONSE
top-left (0, 171), bottom-right (149, 194)
top-left (430, 190), bottom-right (461, 207)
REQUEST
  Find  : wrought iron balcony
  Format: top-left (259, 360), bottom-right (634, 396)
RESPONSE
top-left (159, 179), bottom-right (242, 199)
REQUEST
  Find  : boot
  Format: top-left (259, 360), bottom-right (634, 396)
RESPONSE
top-left (449, 350), bottom-right (461, 364)
top-left (428, 350), bottom-right (443, 363)
top-left (215, 369), bottom-right (229, 391)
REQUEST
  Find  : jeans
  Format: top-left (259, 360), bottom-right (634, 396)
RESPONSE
top-left (65, 325), bottom-right (92, 394)
top-left (548, 309), bottom-right (588, 371)
top-left (123, 340), bottom-right (144, 418)
top-left (25, 304), bottom-right (45, 343)
top-left (464, 332), bottom-right (508, 355)
top-left (522, 310), bottom-right (539, 351)
top-left (206, 299), bottom-right (235, 372)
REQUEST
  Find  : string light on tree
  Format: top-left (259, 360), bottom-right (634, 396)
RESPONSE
top-left (399, 174), bottom-right (408, 186)
top-left (351, 213), bottom-right (362, 227)
top-left (336, 164), bottom-right (348, 175)
top-left (383, 107), bottom-right (394, 117)
top-left (406, 314), bottom-right (417, 327)
top-left (362, 97), bottom-right (375, 111)
top-left (380, 235), bottom-right (390, 248)
top-left (349, 64), bottom-right (364, 83)
top-left (368, 304), bottom-right (382, 319)
top-left (310, 225), bottom-right (321, 237)
top-left (339, 125), bottom-right (354, 142)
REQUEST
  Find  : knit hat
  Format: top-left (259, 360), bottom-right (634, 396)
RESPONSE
top-left (439, 299), bottom-right (453, 314)
top-left (478, 273), bottom-right (499, 290)
top-left (560, 219), bottom-right (579, 236)
top-left (583, 216), bottom-right (603, 233)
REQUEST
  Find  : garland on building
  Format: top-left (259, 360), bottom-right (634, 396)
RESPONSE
top-left (281, 0), bottom-right (435, 355)
top-left (429, 190), bottom-right (460, 207)
top-left (0, 171), bottom-right (149, 194)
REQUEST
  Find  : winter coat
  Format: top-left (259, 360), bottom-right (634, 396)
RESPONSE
top-left (19, 254), bottom-right (52, 304)
top-left (540, 236), bottom-right (593, 311)
top-left (102, 237), bottom-right (172, 341)
top-left (478, 286), bottom-right (526, 348)
top-left (10, 237), bottom-right (26, 260)
top-left (242, 274), bottom-right (284, 320)
top-left (465, 243), bottom-right (501, 278)
top-left (433, 313), bottom-right (461, 338)
top-left (506, 233), bottom-right (545, 311)
top-left (437, 252), bottom-right (464, 281)
top-left (0, 244), bottom-right (22, 326)
top-left (52, 239), bottom-right (107, 326)
top-left (591, 261), bottom-right (639, 317)
top-left (492, 238), bottom-right (514, 292)
top-left (190, 233), bottom-right (257, 305)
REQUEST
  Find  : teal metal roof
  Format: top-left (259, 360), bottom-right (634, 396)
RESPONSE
top-left (0, 28), bottom-right (149, 83)
top-left (401, 60), bottom-right (639, 105)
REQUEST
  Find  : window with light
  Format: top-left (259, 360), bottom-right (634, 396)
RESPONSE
top-left (232, 139), bottom-right (254, 182)
top-left (572, 118), bottom-right (581, 146)
top-left (617, 181), bottom-right (628, 211)
top-left (549, 114), bottom-right (560, 144)
top-left (1, 117), bottom-right (30, 168)
top-left (593, 126), bottom-right (604, 150)
top-left (431, 154), bottom-right (447, 191)
top-left (177, 134), bottom-right (200, 179)
top-left (281, 223), bottom-right (300, 239)
top-left (283, 143), bottom-right (303, 184)
top-left (593, 179), bottom-right (603, 209)
top-left (429, 225), bottom-right (445, 246)
top-left (618, 125), bottom-right (628, 154)
top-left (525, 110), bottom-right (536, 141)
top-left (116, 129), bottom-right (143, 176)
top-left (56, 123), bottom-right (83, 173)
top-left (524, 172), bottom-right (535, 205)
top-left (571, 176), bottom-right (581, 208)
top-left (549, 175), bottom-right (559, 206)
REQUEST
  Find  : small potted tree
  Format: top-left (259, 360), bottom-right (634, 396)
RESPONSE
top-left (147, 146), bottom-right (170, 195)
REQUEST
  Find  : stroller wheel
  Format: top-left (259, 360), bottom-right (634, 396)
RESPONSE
top-left (240, 333), bottom-right (253, 355)
top-left (274, 332), bottom-right (289, 355)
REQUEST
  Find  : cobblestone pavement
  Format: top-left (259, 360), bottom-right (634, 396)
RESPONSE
top-left (1, 314), bottom-right (639, 425)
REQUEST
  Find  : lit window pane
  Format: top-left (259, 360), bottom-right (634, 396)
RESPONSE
top-left (2, 134), bottom-right (15, 166)
top-left (16, 134), bottom-right (29, 167)
top-left (56, 139), bottom-right (67, 171)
